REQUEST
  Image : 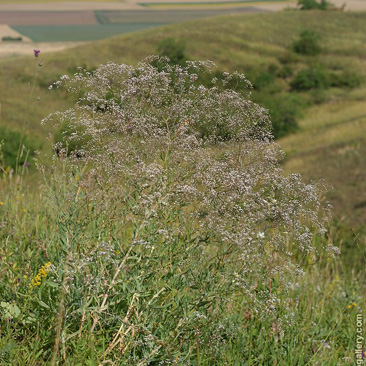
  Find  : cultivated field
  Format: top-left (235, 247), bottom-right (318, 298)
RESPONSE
top-left (0, 11), bottom-right (98, 25)
top-left (0, 1), bottom-right (281, 56)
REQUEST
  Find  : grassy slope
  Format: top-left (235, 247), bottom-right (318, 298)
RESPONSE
top-left (1, 10), bottom-right (366, 225)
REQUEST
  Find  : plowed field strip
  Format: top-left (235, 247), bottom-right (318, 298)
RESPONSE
top-left (0, 11), bottom-right (97, 25)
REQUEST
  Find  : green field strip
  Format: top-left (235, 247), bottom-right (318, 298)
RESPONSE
top-left (12, 24), bottom-right (168, 42)
top-left (94, 8), bottom-right (266, 25)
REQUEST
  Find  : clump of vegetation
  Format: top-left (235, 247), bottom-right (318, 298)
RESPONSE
top-left (1, 36), bottom-right (22, 42)
top-left (250, 66), bottom-right (277, 90)
top-left (292, 30), bottom-right (322, 56)
top-left (1, 57), bottom-right (348, 365)
top-left (196, 66), bottom-right (302, 138)
top-left (291, 67), bottom-right (331, 90)
top-left (156, 38), bottom-right (188, 66)
top-left (0, 126), bottom-right (39, 170)
top-left (297, 0), bottom-right (335, 10)
top-left (253, 93), bottom-right (305, 138)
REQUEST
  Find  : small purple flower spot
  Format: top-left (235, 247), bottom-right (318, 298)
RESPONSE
top-left (34, 49), bottom-right (40, 58)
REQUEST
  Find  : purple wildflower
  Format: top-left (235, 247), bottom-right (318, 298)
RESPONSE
top-left (34, 49), bottom-right (40, 58)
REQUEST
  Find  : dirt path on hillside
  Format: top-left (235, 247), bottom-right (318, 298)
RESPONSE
top-left (0, 40), bottom-right (87, 58)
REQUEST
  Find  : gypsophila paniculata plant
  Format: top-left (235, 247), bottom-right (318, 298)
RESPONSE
top-left (37, 56), bottom-right (338, 364)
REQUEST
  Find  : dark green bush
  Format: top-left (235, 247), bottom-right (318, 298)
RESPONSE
top-left (244, 65), bottom-right (278, 91)
top-left (253, 93), bottom-right (305, 138)
top-left (0, 126), bottom-right (39, 169)
top-left (298, 0), bottom-right (334, 10)
top-left (253, 71), bottom-right (276, 90)
top-left (156, 38), bottom-right (187, 66)
top-left (1, 36), bottom-right (22, 42)
top-left (292, 30), bottom-right (322, 56)
top-left (291, 67), bottom-right (330, 90)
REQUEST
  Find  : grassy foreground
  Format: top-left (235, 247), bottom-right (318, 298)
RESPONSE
top-left (1, 183), bottom-right (363, 365)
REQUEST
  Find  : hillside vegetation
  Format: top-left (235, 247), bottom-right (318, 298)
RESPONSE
top-left (0, 11), bottom-right (365, 365)
top-left (1, 10), bottom-right (365, 224)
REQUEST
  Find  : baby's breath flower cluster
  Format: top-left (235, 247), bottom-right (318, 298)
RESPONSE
top-left (41, 56), bottom-right (337, 362)
top-left (45, 56), bottom-right (334, 265)
top-left (29, 262), bottom-right (52, 290)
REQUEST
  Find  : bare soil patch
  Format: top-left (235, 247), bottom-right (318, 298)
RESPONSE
top-left (0, 40), bottom-right (87, 58)
top-left (0, 24), bottom-right (31, 41)
top-left (0, 11), bottom-right (98, 26)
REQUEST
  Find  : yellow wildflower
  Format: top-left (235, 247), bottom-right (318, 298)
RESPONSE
top-left (347, 305), bottom-right (352, 309)
top-left (0, 202), bottom-right (3, 206)
top-left (352, 303), bottom-right (357, 307)
top-left (29, 262), bottom-right (52, 290)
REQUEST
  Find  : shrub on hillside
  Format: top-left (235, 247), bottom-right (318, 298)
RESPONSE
top-left (297, 0), bottom-right (335, 10)
top-left (244, 65), bottom-right (278, 90)
top-left (291, 67), bottom-right (331, 90)
top-left (253, 93), bottom-right (304, 138)
top-left (292, 30), bottom-right (322, 56)
top-left (156, 38), bottom-right (188, 66)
